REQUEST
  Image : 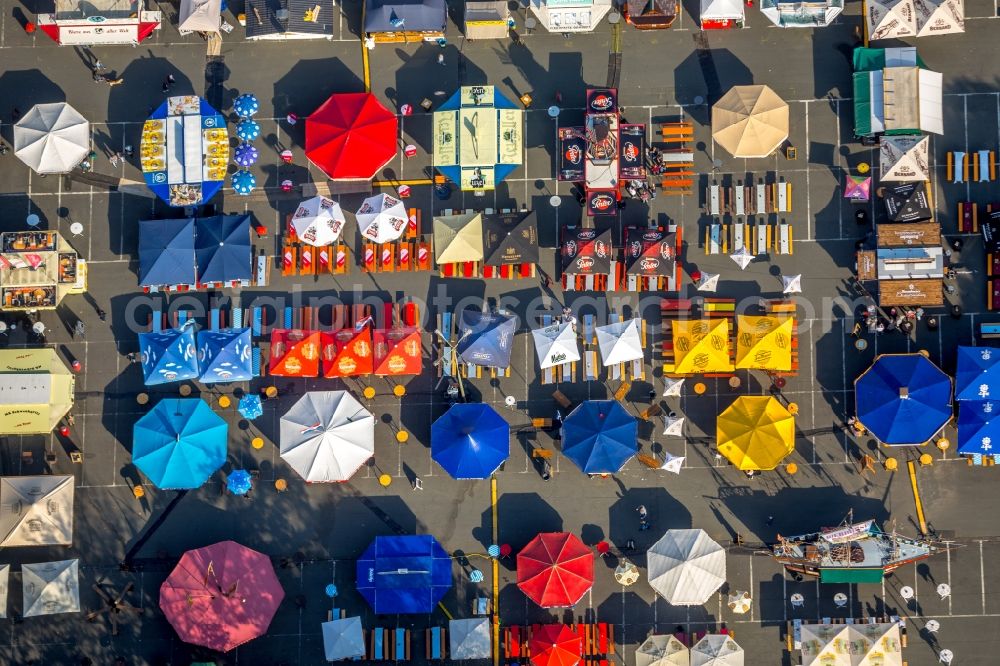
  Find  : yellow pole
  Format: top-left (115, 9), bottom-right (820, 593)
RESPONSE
top-left (907, 460), bottom-right (928, 535)
top-left (862, 2), bottom-right (869, 47)
top-left (361, 3), bottom-right (371, 93)
top-left (491, 475), bottom-right (500, 666)
top-left (437, 601), bottom-right (453, 620)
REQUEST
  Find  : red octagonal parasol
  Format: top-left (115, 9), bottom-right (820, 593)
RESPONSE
top-left (529, 624), bottom-right (583, 666)
top-left (160, 540), bottom-right (285, 652)
top-left (306, 92), bottom-right (398, 181)
top-left (517, 532), bottom-right (594, 608)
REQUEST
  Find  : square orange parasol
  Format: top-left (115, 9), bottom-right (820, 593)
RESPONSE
top-left (373, 327), bottom-right (422, 376)
top-left (322, 328), bottom-right (375, 378)
top-left (269, 329), bottom-right (321, 377)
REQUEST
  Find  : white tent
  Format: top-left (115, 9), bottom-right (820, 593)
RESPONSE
top-left (14, 103), bottom-right (90, 175)
top-left (0, 564), bottom-right (8, 619)
top-left (691, 634), bottom-right (744, 666)
top-left (730, 248), bottom-right (753, 270)
top-left (449, 617), bottom-right (492, 660)
top-left (663, 417), bottom-right (685, 438)
top-left (322, 616), bottom-right (366, 660)
top-left (22, 559), bottom-right (80, 617)
top-left (659, 452), bottom-right (685, 473)
top-left (868, 0), bottom-right (964, 39)
top-left (532, 322), bottom-right (581, 370)
top-left (701, 0), bottom-right (744, 23)
top-left (636, 634), bottom-right (689, 666)
top-left (880, 136), bottom-right (930, 182)
top-left (291, 196), bottom-right (347, 246)
top-left (0, 475), bottom-right (74, 547)
top-left (782, 274), bottom-right (802, 294)
top-left (280, 391), bottom-right (376, 483)
top-left (800, 623), bottom-right (903, 666)
top-left (178, 0), bottom-right (221, 34)
top-left (596, 319), bottom-right (643, 366)
top-left (356, 193), bottom-right (409, 244)
top-left (697, 273), bottom-right (720, 292)
top-left (760, 0), bottom-right (843, 27)
top-left (529, 0), bottom-right (613, 33)
top-left (647, 529), bottom-right (726, 605)
top-left (663, 378), bottom-right (685, 397)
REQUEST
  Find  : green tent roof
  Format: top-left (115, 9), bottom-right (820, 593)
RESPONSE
top-left (820, 567), bottom-right (885, 584)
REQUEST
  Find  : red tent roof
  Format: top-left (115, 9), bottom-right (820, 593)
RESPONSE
top-left (517, 532), bottom-right (594, 608)
top-left (306, 93), bottom-right (397, 181)
top-left (529, 624), bottom-right (583, 666)
top-left (321, 327), bottom-right (375, 378)
top-left (373, 327), bottom-right (422, 376)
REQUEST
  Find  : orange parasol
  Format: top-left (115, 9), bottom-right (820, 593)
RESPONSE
top-left (269, 329), bottom-right (321, 377)
top-left (373, 327), bottom-right (422, 376)
top-left (321, 328), bottom-right (375, 378)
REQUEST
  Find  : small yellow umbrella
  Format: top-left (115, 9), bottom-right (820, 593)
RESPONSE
top-left (735, 315), bottom-right (795, 372)
top-left (717, 396), bottom-right (795, 470)
top-left (671, 319), bottom-right (733, 375)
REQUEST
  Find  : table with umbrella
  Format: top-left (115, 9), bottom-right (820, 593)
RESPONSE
top-left (728, 590), bottom-right (752, 614)
top-left (238, 394), bottom-right (263, 420)
top-left (14, 102), bottom-right (90, 174)
top-left (227, 469), bottom-right (252, 495)
top-left (717, 396), bottom-right (796, 471)
top-left (291, 196), bottom-right (347, 247)
top-left (233, 142), bottom-right (259, 167)
top-left (236, 119), bottom-right (261, 141)
top-left (306, 92), bottom-right (398, 181)
top-left (234, 93), bottom-right (260, 118)
top-left (614, 560), bottom-right (640, 586)
top-left (560, 400), bottom-right (638, 475)
top-left (432, 403), bottom-right (510, 479)
top-left (232, 170), bottom-right (256, 195)
top-left (517, 532), bottom-right (594, 608)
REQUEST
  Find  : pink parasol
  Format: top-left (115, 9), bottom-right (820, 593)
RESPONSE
top-left (844, 174), bottom-right (871, 201)
top-left (159, 540), bottom-right (284, 652)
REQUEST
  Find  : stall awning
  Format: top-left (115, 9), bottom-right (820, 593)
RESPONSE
top-left (819, 567), bottom-right (885, 584)
top-left (364, 0), bottom-right (446, 32)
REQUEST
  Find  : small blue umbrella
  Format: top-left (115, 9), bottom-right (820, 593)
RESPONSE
top-left (227, 469), bottom-right (252, 495)
top-left (232, 170), bottom-right (256, 195)
top-left (234, 142), bottom-right (259, 167)
top-left (238, 394), bottom-right (263, 420)
top-left (236, 119), bottom-right (261, 142)
top-left (234, 93), bottom-right (260, 118)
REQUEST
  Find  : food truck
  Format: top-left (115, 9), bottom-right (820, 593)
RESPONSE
top-left (0, 232), bottom-right (86, 311)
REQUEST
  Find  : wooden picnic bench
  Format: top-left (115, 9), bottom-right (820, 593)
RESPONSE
top-left (362, 208), bottom-right (431, 274)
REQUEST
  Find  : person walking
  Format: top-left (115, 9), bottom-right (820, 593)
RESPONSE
top-left (637, 505), bottom-right (649, 530)
top-left (109, 153), bottom-right (120, 168)
top-left (74, 320), bottom-right (86, 339)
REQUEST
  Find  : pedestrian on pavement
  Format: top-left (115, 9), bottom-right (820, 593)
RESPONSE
top-left (126, 352), bottom-right (137, 363)
top-left (124, 145), bottom-right (134, 158)
top-left (637, 505), bottom-right (650, 531)
top-left (74, 320), bottom-right (86, 339)
top-left (109, 153), bottom-right (120, 168)
top-left (766, 515), bottom-right (774, 526)
top-left (437, 53), bottom-right (445, 66)
top-left (11, 107), bottom-right (20, 121)
top-left (97, 308), bottom-right (107, 322)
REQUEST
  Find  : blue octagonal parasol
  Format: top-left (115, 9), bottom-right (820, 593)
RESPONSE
top-left (234, 93), bottom-right (260, 118)
top-left (232, 170), bottom-right (256, 195)
top-left (234, 142), bottom-right (259, 167)
top-left (236, 119), bottom-right (261, 142)
top-left (227, 469), bottom-right (253, 495)
top-left (238, 394), bottom-right (263, 420)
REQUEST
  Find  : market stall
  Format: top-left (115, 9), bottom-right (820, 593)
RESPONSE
top-left (38, 0), bottom-right (161, 45)
top-left (22, 560), bottom-right (79, 617)
top-left (373, 325), bottom-right (422, 376)
top-left (853, 47), bottom-right (943, 138)
top-left (0, 476), bottom-right (74, 546)
top-left (482, 211), bottom-right (538, 279)
top-left (364, 0), bottom-right (446, 43)
top-left (0, 231), bottom-right (85, 311)
top-left (880, 136), bottom-right (931, 181)
top-left (622, 226), bottom-right (681, 291)
top-left (464, 0), bottom-right (510, 38)
top-left (884, 181), bottom-right (933, 222)
top-left (246, 0), bottom-right (336, 39)
top-left (356, 535), bottom-right (452, 614)
top-left (141, 96), bottom-right (229, 207)
top-left (666, 319), bottom-right (734, 376)
top-left (955, 346), bottom-right (1000, 401)
top-left (139, 326), bottom-right (199, 386)
top-left (178, 0), bottom-right (220, 35)
top-left (434, 211), bottom-right (485, 272)
top-left (558, 88), bottom-right (647, 215)
top-left (269, 328), bottom-right (322, 377)
top-left (456, 310), bottom-right (516, 372)
top-left (0, 349), bottom-right (71, 431)
top-left (197, 328), bottom-right (254, 383)
top-left (734, 315), bottom-right (796, 373)
top-left (321, 327), bottom-right (375, 378)
top-left (800, 622), bottom-right (903, 666)
top-left (530, 0), bottom-right (613, 32)
top-left (700, 0), bottom-right (744, 29)
top-left (433, 85), bottom-right (523, 193)
top-left (138, 215), bottom-right (252, 291)
top-left (760, 0), bottom-right (843, 27)
top-left (624, 0), bottom-right (678, 29)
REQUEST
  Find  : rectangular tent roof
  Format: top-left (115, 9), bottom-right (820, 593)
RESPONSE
top-left (0, 349), bottom-right (74, 434)
top-left (877, 246), bottom-right (944, 280)
top-left (178, 0), bottom-right (221, 34)
top-left (364, 0), bottom-right (446, 32)
top-left (0, 475), bottom-right (74, 547)
top-left (246, 0), bottom-right (335, 38)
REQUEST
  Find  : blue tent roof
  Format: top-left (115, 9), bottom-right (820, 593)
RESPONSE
top-left (456, 310), bottom-right (516, 368)
top-left (195, 215), bottom-right (252, 283)
top-left (855, 354), bottom-right (952, 445)
top-left (957, 401), bottom-right (1000, 455)
top-left (138, 218), bottom-right (196, 287)
top-left (364, 0), bottom-right (446, 33)
top-left (561, 400), bottom-right (637, 474)
top-left (197, 328), bottom-right (254, 383)
top-left (955, 346), bottom-right (1000, 401)
top-left (139, 326), bottom-right (199, 386)
top-left (431, 403), bottom-right (510, 479)
top-left (132, 399), bottom-right (228, 489)
top-left (356, 535), bottom-right (452, 614)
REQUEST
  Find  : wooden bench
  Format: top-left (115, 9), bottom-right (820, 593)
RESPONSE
top-left (958, 202), bottom-right (978, 233)
top-left (425, 627), bottom-right (446, 660)
top-left (504, 626), bottom-right (527, 659)
top-left (772, 180), bottom-right (792, 213)
top-left (975, 149), bottom-right (996, 182)
top-left (731, 181), bottom-right (748, 216)
top-left (730, 218), bottom-right (750, 252)
top-left (706, 183), bottom-right (722, 216)
top-left (705, 222), bottom-right (727, 255)
top-left (776, 222), bottom-right (793, 255)
top-left (753, 220), bottom-right (772, 255)
top-left (947, 151), bottom-right (969, 184)
top-left (660, 122), bottom-right (694, 143)
top-left (980, 323), bottom-right (1000, 340)
top-left (552, 390), bottom-right (572, 409)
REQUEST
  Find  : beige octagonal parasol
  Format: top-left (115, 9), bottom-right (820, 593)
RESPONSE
top-left (712, 85), bottom-right (789, 159)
